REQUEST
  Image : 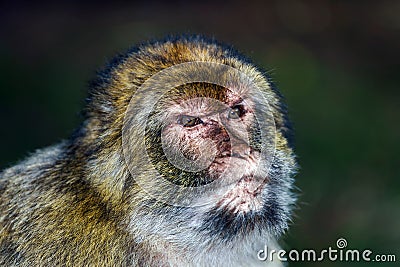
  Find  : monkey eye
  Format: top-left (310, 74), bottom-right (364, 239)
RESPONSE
top-left (228, 105), bottom-right (246, 119)
top-left (178, 115), bottom-right (203, 127)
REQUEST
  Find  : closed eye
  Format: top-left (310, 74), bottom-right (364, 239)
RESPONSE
top-left (178, 115), bottom-right (203, 127)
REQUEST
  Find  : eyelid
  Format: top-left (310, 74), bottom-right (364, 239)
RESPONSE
top-left (178, 115), bottom-right (203, 127)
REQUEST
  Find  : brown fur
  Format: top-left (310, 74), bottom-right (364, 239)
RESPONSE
top-left (0, 36), bottom-right (296, 266)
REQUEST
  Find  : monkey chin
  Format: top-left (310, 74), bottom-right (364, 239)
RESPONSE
top-left (207, 149), bottom-right (268, 214)
top-left (216, 175), bottom-right (267, 214)
top-left (193, 147), bottom-right (291, 243)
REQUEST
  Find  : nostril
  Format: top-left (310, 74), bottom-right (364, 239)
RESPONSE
top-left (231, 152), bottom-right (241, 157)
top-left (213, 127), bottom-right (221, 135)
top-left (222, 136), bottom-right (230, 142)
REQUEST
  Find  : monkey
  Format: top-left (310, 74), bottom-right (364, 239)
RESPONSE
top-left (0, 36), bottom-right (297, 266)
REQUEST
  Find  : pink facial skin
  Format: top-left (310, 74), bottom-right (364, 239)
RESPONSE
top-left (161, 94), bottom-right (268, 213)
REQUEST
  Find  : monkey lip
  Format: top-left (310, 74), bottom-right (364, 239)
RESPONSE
top-left (216, 175), bottom-right (268, 213)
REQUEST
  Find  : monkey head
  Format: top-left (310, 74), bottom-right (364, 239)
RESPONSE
top-left (87, 37), bottom-right (297, 252)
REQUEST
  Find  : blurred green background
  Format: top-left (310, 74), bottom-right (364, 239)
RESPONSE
top-left (0, 1), bottom-right (399, 266)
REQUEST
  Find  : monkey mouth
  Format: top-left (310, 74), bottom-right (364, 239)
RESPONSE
top-left (216, 175), bottom-right (268, 213)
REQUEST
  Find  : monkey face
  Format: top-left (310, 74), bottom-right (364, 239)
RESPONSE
top-left (158, 86), bottom-right (266, 213)
top-left (122, 60), bottom-right (296, 242)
